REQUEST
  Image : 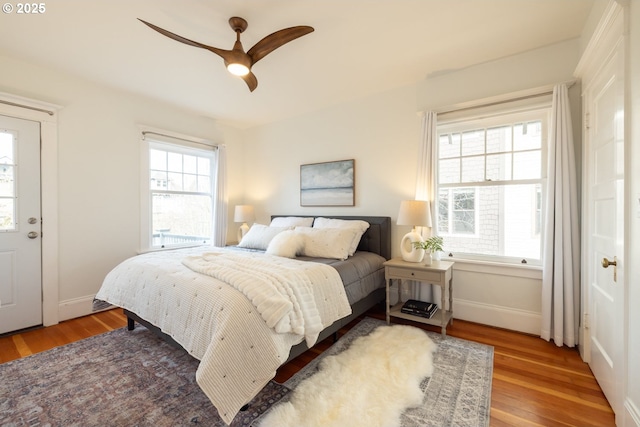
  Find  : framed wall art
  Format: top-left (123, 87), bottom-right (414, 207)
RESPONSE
top-left (300, 159), bottom-right (355, 207)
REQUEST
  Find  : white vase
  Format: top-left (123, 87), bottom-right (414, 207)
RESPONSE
top-left (424, 252), bottom-right (432, 266)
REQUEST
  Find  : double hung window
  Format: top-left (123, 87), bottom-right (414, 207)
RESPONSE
top-left (141, 134), bottom-right (216, 250)
top-left (436, 108), bottom-right (548, 263)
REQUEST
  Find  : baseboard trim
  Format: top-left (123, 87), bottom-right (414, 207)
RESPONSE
top-left (624, 397), bottom-right (640, 427)
top-left (58, 295), bottom-right (113, 322)
top-left (60, 294), bottom-right (541, 335)
top-left (454, 298), bottom-right (541, 335)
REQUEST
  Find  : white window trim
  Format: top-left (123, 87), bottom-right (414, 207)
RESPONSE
top-left (138, 126), bottom-right (217, 253)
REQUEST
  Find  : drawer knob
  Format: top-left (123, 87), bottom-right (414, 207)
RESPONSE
top-left (411, 272), bottom-right (415, 276)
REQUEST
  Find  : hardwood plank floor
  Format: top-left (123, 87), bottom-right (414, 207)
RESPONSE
top-left (0, 307), bottom-right (615, 426)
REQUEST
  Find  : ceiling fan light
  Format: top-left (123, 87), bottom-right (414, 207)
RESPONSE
top-left (227, 63), bottom-right (250, 76)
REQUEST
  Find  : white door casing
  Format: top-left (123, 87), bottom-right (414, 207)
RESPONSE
top-left (0, 114), bottom-right (42, 334)
top-left (580, 7), bottom-right (625, 419)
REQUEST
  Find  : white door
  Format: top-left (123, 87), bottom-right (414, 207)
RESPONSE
top-left (0, 114), bottom-right (42, 334)
top-left (584, 36), bottom-right (625, 417)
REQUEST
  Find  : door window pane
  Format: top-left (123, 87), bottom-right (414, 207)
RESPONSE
top-left (0, 132), bottom-right (15, 231)
top-left (0, 199), bottom-right (14, 230)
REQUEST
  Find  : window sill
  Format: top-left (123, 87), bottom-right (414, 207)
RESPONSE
top-left (137, 243), bottom-right (209, 255)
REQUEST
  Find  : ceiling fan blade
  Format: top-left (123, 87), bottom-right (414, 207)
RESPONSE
top-left (247, 26), bottom-right (314, 65)
top-left (138, 19), bottom-right (232, 60)
top-left (241, 71), bottom-right (258, 92)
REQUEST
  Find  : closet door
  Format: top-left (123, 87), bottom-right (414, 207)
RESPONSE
top-left (580, 4), bottom-right (625, 419)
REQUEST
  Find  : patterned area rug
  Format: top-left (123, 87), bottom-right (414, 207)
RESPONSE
top-left (0, 326), bottom-right (288, 427)
top-left (262, 317), bottom-right (494, 427)
top-left (0, 318), bottom-right (492, 427)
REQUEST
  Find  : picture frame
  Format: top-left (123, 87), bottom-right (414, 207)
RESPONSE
top-left (300, 159), bottom-right (355, 207)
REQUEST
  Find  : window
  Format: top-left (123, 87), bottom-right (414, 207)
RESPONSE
top-left (141, 134), bottom-right (217, 250)
top-left (0, 131), bottom-right (16, 230)
top-left (436, 109), bottom-right (548, 263)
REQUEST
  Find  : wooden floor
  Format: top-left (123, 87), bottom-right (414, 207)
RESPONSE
top-left (0, 307), bottom-right (615, 427)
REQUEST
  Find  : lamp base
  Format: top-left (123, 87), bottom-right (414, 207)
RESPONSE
top-left (237, 223), bottom-right (250, 243)
top-left (400, 231), bottom-right (425, 263)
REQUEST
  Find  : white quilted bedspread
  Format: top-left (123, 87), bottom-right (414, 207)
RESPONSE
top-left (95, 247), bottom-right (351, 425)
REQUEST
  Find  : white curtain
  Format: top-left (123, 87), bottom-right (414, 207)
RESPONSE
top-left (541, 84), bottom-right (580, 347)
top-left (212, 144), bottom-right (229, 247)
top-left (414, 111), bottom-right (439, 302)
top-left (416, 111), bottom-right (438, 215)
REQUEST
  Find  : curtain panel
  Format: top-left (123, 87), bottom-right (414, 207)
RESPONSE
top-left (213, 144), bottom-right (228, 247)
top-left (414, 111), bottom-right (439, 302)
top-left (541, 83), bottom-right (580, 347)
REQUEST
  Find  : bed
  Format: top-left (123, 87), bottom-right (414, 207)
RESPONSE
top-left (94, 215), bottom-right (390, 424)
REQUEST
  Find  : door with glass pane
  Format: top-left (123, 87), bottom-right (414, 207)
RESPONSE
top-left (0, 114), bottom-right (42, 334)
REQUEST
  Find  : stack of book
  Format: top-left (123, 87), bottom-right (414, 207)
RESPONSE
top-left (401, 299), bottom-right (438, 319)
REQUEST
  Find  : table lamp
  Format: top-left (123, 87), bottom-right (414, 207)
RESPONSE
top-left (396, 200), bottom-right (432, 262)
top-left (234, 205), bottom-right (255, 242)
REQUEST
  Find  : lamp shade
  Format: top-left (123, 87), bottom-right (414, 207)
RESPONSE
top-left (234, 205), bottom-right (255, 223)
top-left (397, 200), bottom-right (432, 228)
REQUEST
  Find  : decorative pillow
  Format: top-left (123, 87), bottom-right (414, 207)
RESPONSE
top-left (313, 217), bottom-right (370, 256)
top-left (270, 216), bottom-right (314, 228)
top-left (294, 227), bottom-right (357, 260)
top-left (237, 224), bottom-right (291, 250)
top-left (266, 230), bottom-right (305, 258)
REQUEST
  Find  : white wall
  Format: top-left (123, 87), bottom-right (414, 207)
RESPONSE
top-left (242, 40), bottom-right (582, 334)
top-left (243, 84), bottom-right (420, 230)
top-left (0, 53), bottom-right (245, 321)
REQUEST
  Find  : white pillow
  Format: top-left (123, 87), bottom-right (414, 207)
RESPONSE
top-left (266, 230), bottom-right (305, 258)
top-left (313, 217), bottom-right (370, 256)
top-left (237, 224), bottom-right (291, 250)
top-left (270, 216), bottom-right (314, 228)
top-left (295, 227), bottom-right (357, 260)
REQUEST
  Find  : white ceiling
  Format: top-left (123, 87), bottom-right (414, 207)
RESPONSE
top-left (0, 0), bottom-right (595, 128)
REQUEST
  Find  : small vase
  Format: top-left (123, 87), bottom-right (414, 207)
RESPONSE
top-left (424, 252), bottom-right (432, 266)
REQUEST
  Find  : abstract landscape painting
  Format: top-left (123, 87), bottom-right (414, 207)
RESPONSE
top-left (300, 159), bottom-right (354, 206)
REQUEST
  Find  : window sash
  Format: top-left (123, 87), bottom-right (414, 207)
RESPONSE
top-left (435, 108), bottom-right (548, 264)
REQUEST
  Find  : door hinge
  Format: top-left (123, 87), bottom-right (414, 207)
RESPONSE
top-left (585, 112), bottom-right (590, 130)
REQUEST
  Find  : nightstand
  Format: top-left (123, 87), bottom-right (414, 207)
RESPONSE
top-left (383, 258), bottom-right (454, 336)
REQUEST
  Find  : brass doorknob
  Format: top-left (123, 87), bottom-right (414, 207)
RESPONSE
top-left (602, 257), bottom-right (617, 268)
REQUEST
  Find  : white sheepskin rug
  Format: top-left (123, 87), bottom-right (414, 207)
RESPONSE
top-left (259, 324), bottom-right (437, 427)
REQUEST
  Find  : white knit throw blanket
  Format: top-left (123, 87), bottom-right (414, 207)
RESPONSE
top-left (182, 252), bottom-right (340, 347)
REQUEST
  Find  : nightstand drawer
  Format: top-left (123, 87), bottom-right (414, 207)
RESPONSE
top-left (387, 266), bottom-right (442, 282)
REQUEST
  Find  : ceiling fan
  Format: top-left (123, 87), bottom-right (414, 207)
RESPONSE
top-left (138, 17), bottom-right (314, 92)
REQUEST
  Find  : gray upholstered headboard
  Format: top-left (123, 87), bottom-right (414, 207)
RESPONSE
top-left (270, 215), bottom-right (391, 260)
